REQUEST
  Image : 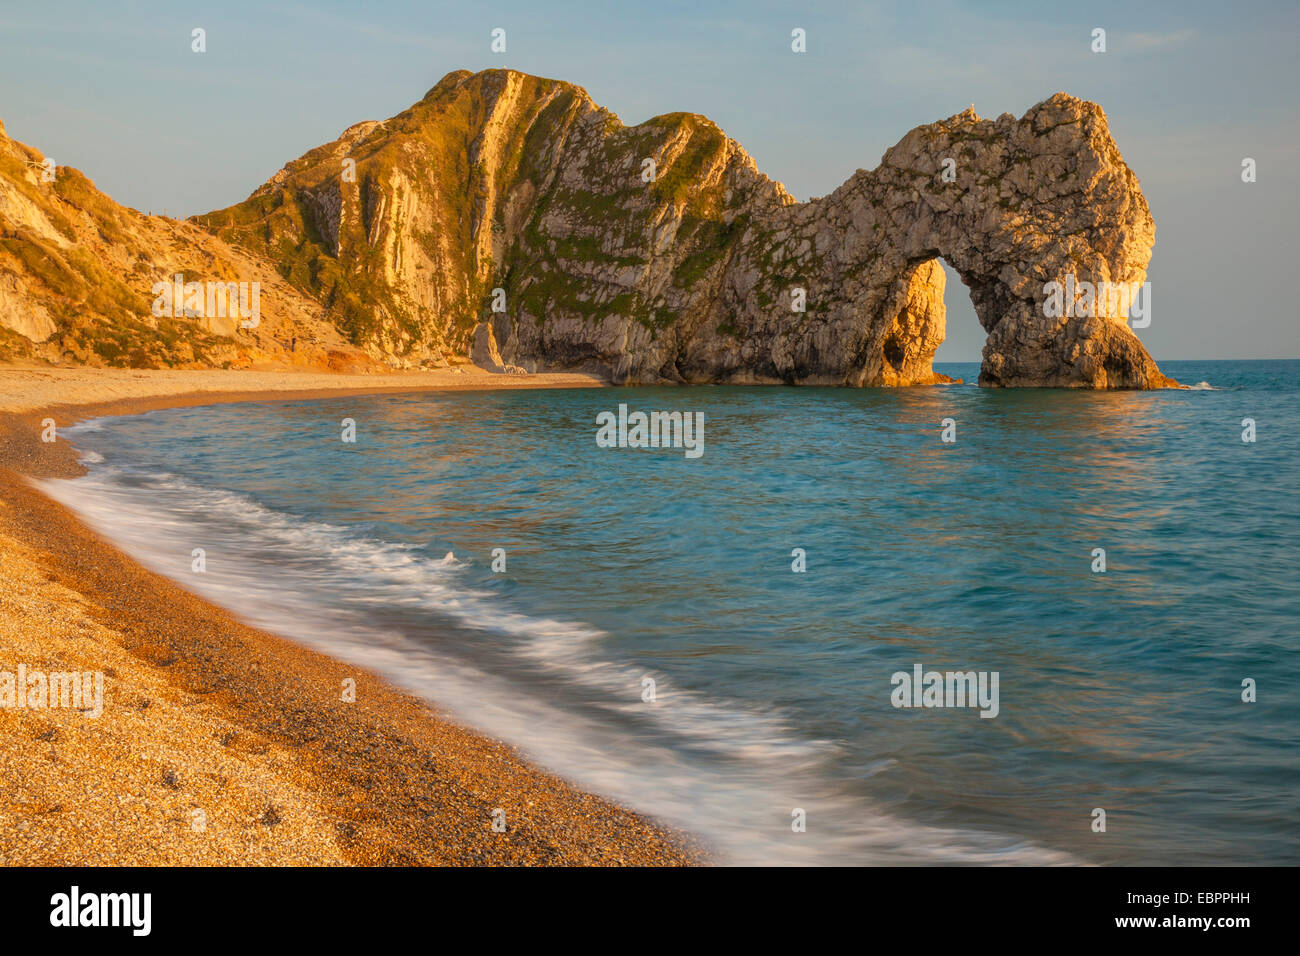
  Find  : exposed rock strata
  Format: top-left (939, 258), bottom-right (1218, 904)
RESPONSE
top-left (2, 72), bottom-right (1172, 387)
top-left (203, 69), bottom-right (1170, 388)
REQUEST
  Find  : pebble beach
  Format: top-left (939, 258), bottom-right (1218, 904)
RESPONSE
top-left (0, 365), bottom-right (699, 866)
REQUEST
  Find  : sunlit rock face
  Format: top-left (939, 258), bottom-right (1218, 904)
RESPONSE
top-left (664, 92), bottom-right (1171, 388)
top-left (0, 119), bottom-right (361, 369)
top-left (201, 70), bottom-right (1172, 388)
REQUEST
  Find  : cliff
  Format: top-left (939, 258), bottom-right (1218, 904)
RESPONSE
top-left (0, 118), bottom-right (367, 370)
top-left (2, 70), bottom-right (1172, 387)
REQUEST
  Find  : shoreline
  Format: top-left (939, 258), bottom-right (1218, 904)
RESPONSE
top-left (0, 364), bottom-right (608, 478)
top-left (0, 366), bottom-right (702, 865)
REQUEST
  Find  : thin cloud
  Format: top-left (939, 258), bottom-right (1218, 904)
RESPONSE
top-left (1125, 29), bottom-right (1195, 50)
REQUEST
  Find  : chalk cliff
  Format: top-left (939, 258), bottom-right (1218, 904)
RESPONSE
top-left (2, 70), bottom-right (1172, 387)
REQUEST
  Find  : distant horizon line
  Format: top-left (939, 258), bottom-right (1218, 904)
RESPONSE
top-left (932, 356), bottom-right (1300, 364)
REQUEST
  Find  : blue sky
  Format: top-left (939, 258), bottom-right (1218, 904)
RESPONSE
top-left (1, 0), bottom-right (1296, 360)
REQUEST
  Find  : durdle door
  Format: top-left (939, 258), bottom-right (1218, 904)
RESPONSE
top-left (3, 69), bottom-right (1172, 388)
top-left (681, 93), bottom-right (1175, 389)
top-left (291, 74), bottom-right (1170, 389)
top-left (559, 91), bottom-right (1173, 389)
top-left (395, 75), bottom-right (1170, 388)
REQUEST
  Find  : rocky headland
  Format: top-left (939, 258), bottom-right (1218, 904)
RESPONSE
top-left (1, 69), bottom-right (1171, 388)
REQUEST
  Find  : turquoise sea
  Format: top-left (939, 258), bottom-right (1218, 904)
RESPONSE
top-left (40, 360), bottom-right (1300, 865)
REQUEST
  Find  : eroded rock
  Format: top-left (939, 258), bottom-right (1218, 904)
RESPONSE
top-left (199, 70), bottom-right (1172, 388)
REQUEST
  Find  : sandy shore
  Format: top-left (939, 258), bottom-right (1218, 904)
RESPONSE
top-left (0, 365), bottom-right (700, 865)
top-left (0, 364), bottom-right (609, 415)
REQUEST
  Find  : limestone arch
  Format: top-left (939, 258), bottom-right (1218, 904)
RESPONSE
top-left (794, 93), bottom-right (1174, 389)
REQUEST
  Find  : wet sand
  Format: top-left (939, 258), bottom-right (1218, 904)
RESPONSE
top-left (0, 366), bottom-right (700, 865)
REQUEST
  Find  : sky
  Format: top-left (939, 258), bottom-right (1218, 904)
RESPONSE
top-left (1, 0), bottom-right (1296, 361)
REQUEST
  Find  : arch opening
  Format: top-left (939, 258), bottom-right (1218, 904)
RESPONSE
top-left (870, 255), bottom-right (992, 386)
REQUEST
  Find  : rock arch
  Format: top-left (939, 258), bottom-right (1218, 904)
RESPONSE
top-left (692, 93), bottom-right (1173, 388)
top-left (195, 70), bottom-right (1173, 389)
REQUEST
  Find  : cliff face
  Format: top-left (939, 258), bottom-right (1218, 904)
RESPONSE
top-left (201, 69), bottom-right (1169, 387)
top-left (785, 96), bottom-right (1170, 388)
top-left (3, 69), bottom-right (1170, 387)
top-left (0, 119), bottom-right (366, 369)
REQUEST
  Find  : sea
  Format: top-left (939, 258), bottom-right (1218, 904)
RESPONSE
top-left (36, 359), bottom-right (1300, 865)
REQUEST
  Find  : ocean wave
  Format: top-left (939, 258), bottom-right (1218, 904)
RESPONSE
top-left (37, 446), bottom-right (1081, 865)
top-left (44, 463), bottom-right (828, 766)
